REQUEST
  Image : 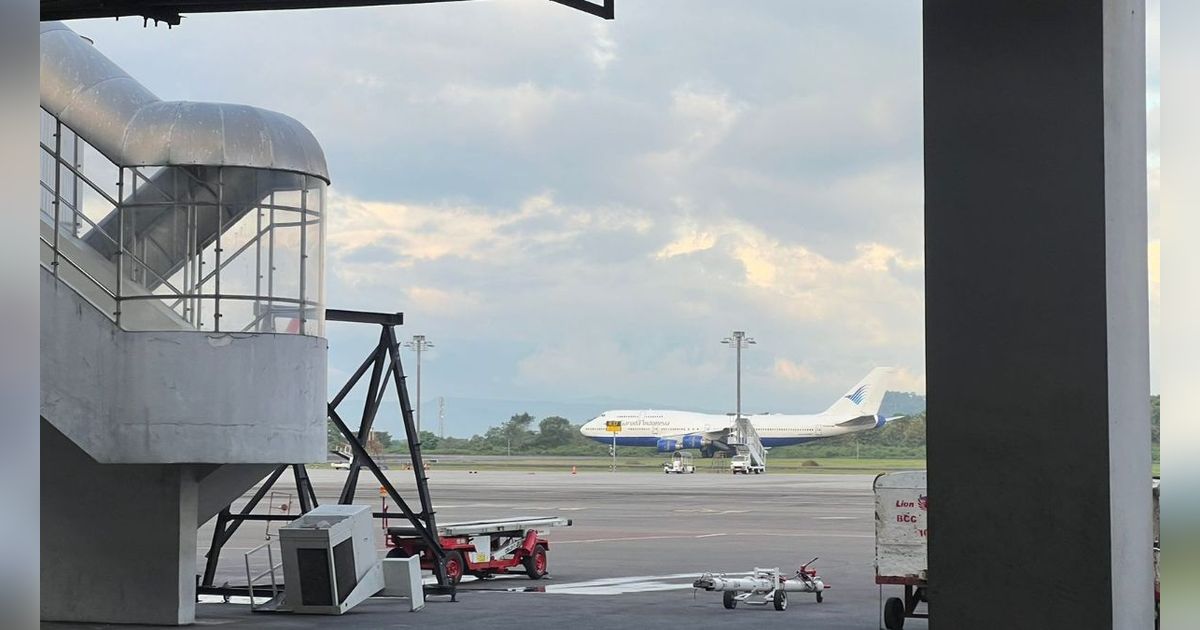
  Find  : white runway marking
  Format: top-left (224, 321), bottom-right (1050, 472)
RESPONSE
top-left (198, 595), bottom-right (272, 606)
top-left (732, 530), bottom-right (872, 539)
top-left (506, 506), bottom-right (587, 511)
top-left (557, 533), bottom-right (727, 544)
top-left (508, 573), bottom-right (719, 595)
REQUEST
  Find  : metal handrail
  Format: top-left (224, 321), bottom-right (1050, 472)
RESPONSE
top-left (197, 223), bottom-right (271, 287)
top-left (40, 109), bottom-right (323, 337)
top-left (64, 201), bottom-right (190, 300)
top-left (117, 293), bottom-right (318, 306)
top-left (39, 145), bottom-right (191, 300)
top-left (244, 541), bottom-right (282, 610)
top-left (39, 235), bottom-right (117, 300)
top-left (39, 142), bottom-right (120, 209)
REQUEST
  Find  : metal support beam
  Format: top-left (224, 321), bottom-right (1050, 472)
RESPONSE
top-left (202, 309), bottom-right (450, 591)
top-left (924, 2), bottom-right (1151, 628)
top-left (384, 325), bottom-right (439, 530)
top-left (201, 465), bottom-right (288, 587)
top-left (292, 464), bottom-right (317, 514)
top-left (40, 0), bottom-right (614, 26)
top-left (338, 330), bottom-right (388, 504)
top-left (326, 308), bottom-right (403, 326)
top-left (328, 408), bottom-right (449, 585)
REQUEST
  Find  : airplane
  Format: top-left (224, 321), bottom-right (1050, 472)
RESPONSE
top-left (579, 367), bottom-right (899, 457)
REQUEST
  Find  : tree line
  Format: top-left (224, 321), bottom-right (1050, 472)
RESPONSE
top-left (329, 395), bottom-right (1160, 460)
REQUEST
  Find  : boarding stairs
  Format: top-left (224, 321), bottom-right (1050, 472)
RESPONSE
top-left (729, 416), bottom-right (767, 471)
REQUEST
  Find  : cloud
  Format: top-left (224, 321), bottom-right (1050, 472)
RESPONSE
top-left (590, 22), bottom-right (618, 71)
top-left (326, 190), bottom-right (651, 276)
top-left (655, 226), bottom-right (716, 259)
top-left (891, 367), bottom-right (927, 395)
top-left (640, 85), bottom-right (747, 172)
top-left (70, 3), bottom-right (951, 415)
top-left (774, 358), bottom-right (817, 384)
top-left (406, 286), bottom-right (482, 317)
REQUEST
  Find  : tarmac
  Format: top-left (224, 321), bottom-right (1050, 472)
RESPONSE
top-left (46, 467), bottom-right (927, 629)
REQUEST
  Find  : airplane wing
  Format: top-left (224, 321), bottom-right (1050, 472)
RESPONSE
top-left (658, 428), bottom-right (732, 440)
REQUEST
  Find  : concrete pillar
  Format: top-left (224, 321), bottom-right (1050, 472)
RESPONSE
top-left (41, 421), bottom-right (199, 625)
top-left (924, 2), bottom-right (1152, 629)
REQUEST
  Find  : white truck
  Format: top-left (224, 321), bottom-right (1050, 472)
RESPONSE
top-left (730, 450), bottom-right (765, 475)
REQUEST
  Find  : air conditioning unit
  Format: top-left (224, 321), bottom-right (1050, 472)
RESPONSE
top-left (276, 505), bottom-right (384, 614)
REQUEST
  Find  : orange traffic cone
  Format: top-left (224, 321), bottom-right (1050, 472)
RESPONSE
top-left (571, 465), bottom-right (577, 475)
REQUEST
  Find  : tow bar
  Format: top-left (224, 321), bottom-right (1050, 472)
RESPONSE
top-left (693, 558), bottom-right (827, 611)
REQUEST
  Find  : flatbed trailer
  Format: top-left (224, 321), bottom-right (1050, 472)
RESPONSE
top-left (386, 516), bottom-right (571, 585)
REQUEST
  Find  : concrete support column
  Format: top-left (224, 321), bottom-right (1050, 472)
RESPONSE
top-left (41, 421), bottom-right (200, 625)
top-left (924, 2), bottom-right (1152, 629)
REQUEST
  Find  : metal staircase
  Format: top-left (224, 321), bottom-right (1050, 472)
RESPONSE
top-left (730, 416), bottom-right (767, 471)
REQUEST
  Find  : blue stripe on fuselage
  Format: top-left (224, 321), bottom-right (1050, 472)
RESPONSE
top-left (586, 435), bottom-right (822, 448)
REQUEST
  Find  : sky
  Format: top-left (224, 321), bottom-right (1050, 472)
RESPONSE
top-left (65, 0), bottom-right (1160, 437)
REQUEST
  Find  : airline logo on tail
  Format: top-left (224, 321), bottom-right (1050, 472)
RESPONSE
top-left (845, 385), bottom-right (869, 405)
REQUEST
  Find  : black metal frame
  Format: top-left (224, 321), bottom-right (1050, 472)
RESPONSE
top-left (198, 308), bottom-right (453, 600)
top-left (41, 0), bottom-right (614, 25)
top-left (882, 584), bottom-right (929, 630)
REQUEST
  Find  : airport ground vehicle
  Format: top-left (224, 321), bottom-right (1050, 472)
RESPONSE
top-left (664, 451), bottom-right (696, 474)
top-left (874, 472), bottom-right (1160, 630)
top-left (874, 471), bottom-right (928, 630)
top-left (693, 561), bottom-right (827, 611)
top-left (1154, 478), bottom-right (1160, 629)
top-left (385, 517), bottom-right (570, 585)
top-left (730, 452), bottom-right (765, 474)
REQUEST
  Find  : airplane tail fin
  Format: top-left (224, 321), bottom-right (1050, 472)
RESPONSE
top-left (822, 367), bottom-right (895, 418)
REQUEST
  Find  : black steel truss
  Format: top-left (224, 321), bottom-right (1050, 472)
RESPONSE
top-left (41, 0), bottom-right (613, 26)
top-left (198, 308), bottom-right (453, 599)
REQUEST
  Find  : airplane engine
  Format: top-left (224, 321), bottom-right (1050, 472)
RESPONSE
top-left (656, 438), bottom-right (679, 453)
top-left (681, 435), bottom-right (708, 449)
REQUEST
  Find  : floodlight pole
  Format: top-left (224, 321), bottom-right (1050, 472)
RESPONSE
top-left (736, 338), bottom-right (742, 418)
top-left (403, 335), bottom-right (434, 433)
top-left (721, 331), bottom-right (756, 432)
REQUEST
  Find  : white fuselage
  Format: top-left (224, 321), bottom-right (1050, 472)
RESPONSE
top-left (579, 409), bottom-right (885, 449)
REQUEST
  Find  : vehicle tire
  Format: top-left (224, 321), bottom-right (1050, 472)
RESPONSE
top-left (773, 589), bottom-right (787, 611)
top-left (816, 591), bottom-right (823, 603)
top-left (723, 591), bottom-right (738, 609)
top-left (523, 544), bottom-right (548, 579)
top-left (385, 547), bottom-right (410, 559)
top-left (883, 596), bottom-right (905, 630)
top-left (439, 550), bottom-right (464, 586)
